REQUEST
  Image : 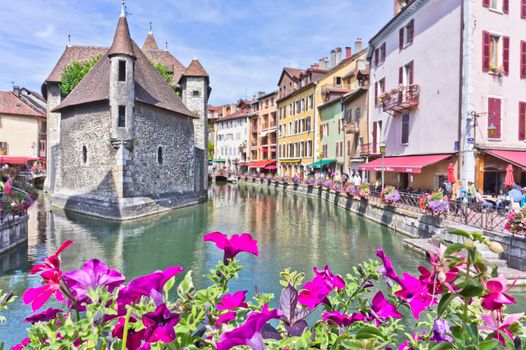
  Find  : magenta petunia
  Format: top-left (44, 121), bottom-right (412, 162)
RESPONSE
top-left (63, 259), bottom-right (125, 304)
top-left (216, 311), bottom-right (237, 326)
top-left (217, 291), bottom-right (248, 310)
top-left (30, 240), bottom-right (73, 275)
top-left (298, 265), bottom-right (345, 309)
top-left (377, 248), bottom-right (402, 286)
top-left (481, 274), bottom-right (517, 311)
top-left (216, 304), bottom-right (283, 350)
top-left (371, 291), bottom-right (402, 323)
top-left (112, 316), bottom-right (146, 350)
top-left (23, 307), bottom-right (62, 324)
top-left (203, 232), bottom-right (258, 264)
top-left (313, 265), bottom-right (345, 291)
top-left (394, 272), bottom-right (435, 320)
top-left (481, 311), bottom-right (524, 346)
top-left (22, 269), bottom-right (65, 311)
top-left (142, 303), bottom-right (180, 343)
top-left (118, 266), bottom-right (183, 309)
top-left (322, 310), bottom-right (366, 327)
top-left (11, 337), bottom-right (30, 350)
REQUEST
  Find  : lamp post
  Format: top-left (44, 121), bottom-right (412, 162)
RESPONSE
top-left (379, 142), bottom-right (386, 189)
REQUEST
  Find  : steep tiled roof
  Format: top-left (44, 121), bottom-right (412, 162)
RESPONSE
top-left (107, 16), bottom-right (136, 58)
top-left (143, 49), bottom-right (186, 84)
top-left (142, 32), bottom-right (159, 51)
top-left (53, 42), bottom-right (195, 118)
top-left (0, 91), bottom-right (45, 117)
top-left (184, 58), bottom-right (209, 77)
top-left (45, 45), bottom-right (107, 82)
top-left (284, 67), bottom-right (302, 79)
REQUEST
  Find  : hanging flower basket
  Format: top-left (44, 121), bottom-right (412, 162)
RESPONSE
top-left (381, 186), bottom-right (401, 205)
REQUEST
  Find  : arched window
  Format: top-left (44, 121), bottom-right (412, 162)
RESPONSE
top-left (82, 145), bottom-right (88, 164)
top-left (157, 146), bottom-right (163, 165)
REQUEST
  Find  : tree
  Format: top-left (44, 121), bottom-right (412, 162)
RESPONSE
top-left (208, 140), bottom-right (214, 160)
top-left (60, 55), bottom-right (101, 96)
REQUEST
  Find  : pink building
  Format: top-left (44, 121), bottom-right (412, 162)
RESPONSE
top-left (362, 0), bottom-right (526, 193)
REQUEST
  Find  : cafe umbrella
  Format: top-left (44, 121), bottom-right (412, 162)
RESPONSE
top-left (504, 164), bottom-right (514, 188)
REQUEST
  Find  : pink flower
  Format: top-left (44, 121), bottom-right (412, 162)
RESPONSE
top-left (23, 307), bottom-right (62, 324)
top-left (203, 232), bottom-right (258, 264)
top-left (112, 316), bottom-right (146, 350)
top-left (394, 272), bottom-right (435, 319)
top-left (216, 305), bottom-right (283, 350)
top-left (481, 274), bottom-right (517, 311)
top-left (216, 311), bottom-right (237, 326)
top-left (481, 312), bottom-right (524, 346)
top-left (322, 311), bottom-right (366, 327)
top-left (371, 291), bottom-right (402, 323)
top-left (118, 266), bottom-right (183, 309)
top-left (298, 266), bottom-right (345, 309)
top-left (142, 304), bottom-right (180, 343)
top-left (22, 269), bottom-right (65, 311)
top-left (398, 333), bottom-right (425, 350)
top-left (217, 291), bottom-right (248, 310)
top-left (377, 248), bottom-right (402, 286)
top-left (11, 338), bottom-right (30, 350)
top-left (30, 240), bottom-right (73, 274)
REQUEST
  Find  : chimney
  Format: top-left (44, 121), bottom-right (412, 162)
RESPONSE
top-left (335, 47), bottom-right (342, 66)
top-left (330, 49), bottom-right (336, 69)
top-left (12, 86), bottom-right (21, 97)
top-left (345, 47), bottom-right (352, 59)
top-left (354, 38), bottom-right (363, 53)
top-left (394, 0), bottom-right (408, 15)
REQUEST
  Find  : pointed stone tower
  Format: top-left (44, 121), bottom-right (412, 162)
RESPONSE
top-left (181, 58), bottom-right (209, 197)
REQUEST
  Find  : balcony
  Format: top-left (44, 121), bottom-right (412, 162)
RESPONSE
top-left (360, 143), bottom-right (378, 156)
top-left (345, 122), bottom-right (359, 134)
top-left (380, 84), bottom-right (420, 113)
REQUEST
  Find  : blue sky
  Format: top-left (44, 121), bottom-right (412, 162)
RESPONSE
top-left (0, 0), bottom-right (392, 105)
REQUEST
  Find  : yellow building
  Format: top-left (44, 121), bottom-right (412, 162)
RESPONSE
top-left (276, 67), bottom-right (327, 176)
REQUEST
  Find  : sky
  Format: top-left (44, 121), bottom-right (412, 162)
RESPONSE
top-left (0, 0), bottom-right (393, 105)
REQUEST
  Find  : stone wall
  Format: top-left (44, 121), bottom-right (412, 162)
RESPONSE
top-left (56, 101), bottom-right (116, 196)
top-left (0, 216), bottom-right (29, 256)
top-left (132, 103), bottom-right (195, 197)
top-left (44, 82), bottom-right (62, 194)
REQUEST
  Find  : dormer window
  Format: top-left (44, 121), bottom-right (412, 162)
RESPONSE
top-left (118, 60), bottom-right (126, 82)
top-left (118, 105), bottom-right (126, 127)
top-left (192, 90), bottom-right (200, 97)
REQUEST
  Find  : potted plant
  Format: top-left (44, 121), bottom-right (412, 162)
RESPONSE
top-left (380, 186), bottom-right (401, 205)
top-left (420, 190), bottom-right (449, 216)
top-left (357, 183), bottom-right (370, 198)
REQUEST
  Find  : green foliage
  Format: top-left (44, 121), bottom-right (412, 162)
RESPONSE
top-left (208, 140), bottom-right (214, 160)
top-left (153, 62), bottom-right (173, 85)
top-left (60, 55), bottom-right (101, 96)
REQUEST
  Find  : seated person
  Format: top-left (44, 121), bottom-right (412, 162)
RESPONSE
top-left (475, 188), bottom-right (493, 209)
top-left (495, 189), bottom-right (510, 211)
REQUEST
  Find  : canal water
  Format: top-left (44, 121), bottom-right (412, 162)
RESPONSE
top-left (0, 183), bottom-right (426, 346)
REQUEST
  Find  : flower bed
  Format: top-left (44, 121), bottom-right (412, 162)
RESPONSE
top-left (6, 229), bottom-right (525, 349)
top-left (380, 185), bottom-right (400, 205)
top-left (419, 191), bottom-right (450, 216)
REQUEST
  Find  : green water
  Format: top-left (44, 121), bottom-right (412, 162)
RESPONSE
top-left (0, 183), bottom-right (435, 346)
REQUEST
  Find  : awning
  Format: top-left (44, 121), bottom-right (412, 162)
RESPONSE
top-left (265, 165), bottom-right (277, 170)
top-left (307, 159), bottom-right (336, 169)
top-left (238, 162), bottom-right (249, 167)
top-left (212, 159), bottom-right (226, 163)
top-left (358, 154), bottom-right (452, 174)
top-left (249, 160), bottom-right (276, 168)
top-left (0, 157), bottom-right (45, 165)
top-left (279, 159), bottom-right (301, 164)
top-left (485, 150), bottom-right (526, 170)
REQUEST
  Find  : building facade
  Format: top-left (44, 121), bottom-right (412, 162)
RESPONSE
top-left (42, 5), bottom-right (210, 220)
top-left (248, 91), bottom-right (278, 173)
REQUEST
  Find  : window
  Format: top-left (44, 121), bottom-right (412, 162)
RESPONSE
top-left (354, 107), bottom-right (361, 122)
top-left (306, 116), bottom-right (311, 132)
top-left (519, 102), bottom-right (526, 141)
top-left (400, 61), bottom-right (414, 86)
top-left (483, 0), bottom-right (509, 13)
top-left (399, 20), bottom-right (415, 49)
top-left (401, 112), bottom-right (410, 144)
top-left (482, 31), bottom-right (509, 75)
top-left (157, 146), bottom-right (163, 165)
top-left (193, 90), bottom-right (200, 97)
top-left (82, 145), bottom-right (88, 164)
top-left (379, 43), bottom-right (386, 64)
top-left (322, 144), bottom-right (328, 158)
top-left (522, 0), bottom-right (526, 18)
top-left (118, 60), bottom-right (126, 81)
top-left (0, 142), bottom-right (7, 155)
top-left (521, 41), bottom-right (526, 79)
top-left (487, 97), bottom-right (502, 139)
top-left (118, 105), bottom-right (126, 128)
top-left (334, 77), bottom-right (342, 87)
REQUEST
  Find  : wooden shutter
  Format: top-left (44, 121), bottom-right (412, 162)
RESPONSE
top-left (503, 36), bottom-right (510, 75)
top-left (409, 61), bottom-right (414, 84)
top-left (381, 43), bottom-right (386, 62)
top-left (375, 81), bottom-right (378, 103)
top-left (488, 98), bottom-right (502, 139)
top-left (408, 20), bottom-right (415, 43)
top-left (522, 41), bottom-right (526, 79)
top-left (503, 0), bottom-right (509, 14)
top-left (399, 27), bottom-right (404, 49)
top-left (401, 113), bottom-right (409, 144)
top-left (522, 0), bottom-right (526, 18)
top-left (374, 48), bottom-right (379, 66)
top-left (483, 0), bottom-right (489, 7)
top-left (372, 122), bottom-right (377, 153)
top-left (399, 67), bottom-right (403, 85)
top-left (482, 31), bottom-right (490, 72)
top-left (519, 102), bottom-right (526, 141)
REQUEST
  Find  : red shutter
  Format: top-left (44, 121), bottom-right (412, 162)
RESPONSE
top-left (519, 102), bottom-right (526, 141)
top-left (503, 36), bottom-right (510, 75)
top-left (503, 0), bottom-right (509, 14)
top-left (381, 43), bottom-right (386, 62)
top-left (483, 0), bottom-right (489, 7)
top-left (522, 0), bottom-right (526, 18)
top-left (522, 41), bottom-right (526, 79)
top-left (409, 61), bottom-right (414, 84)
top-left (488, 98), bottom-right (502, 139)
top-left (372, 122), bottom-right (377, 154)
top-left (375, 82), bottom-right (378, 102)
top-left (408, 20), bottom-right (415, 43)
top-left (374, 48), bottom-right (379, 66)
top-left (482, 31), bottom-right (490, 72)
top-left (399, 66), bottom-right (403, 84)
top-left (399, 27), bottom-right (404, 49)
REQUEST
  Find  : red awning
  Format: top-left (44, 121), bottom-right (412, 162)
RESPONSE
top-left (265, 165), bottom-right (277, 170)
top-left (358, 154), bottom-right (452, 174)
top-left (238, 162), bottom-right (249, 167)
top-left (249, 160), bottom-right (276, 168)
top-left (486, 150), bottom-right (526, 170)
top-left (0, 157), bottom-right (44, 165)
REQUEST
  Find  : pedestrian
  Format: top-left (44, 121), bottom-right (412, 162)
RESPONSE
top-left (441, 179), bottom-right (452, 197)
top-left (467, 181), bottom-right (476, 204)
top-left (508, 185), bottom-right (523, 210)
top-left (353, 173), bottom-right (362, 186)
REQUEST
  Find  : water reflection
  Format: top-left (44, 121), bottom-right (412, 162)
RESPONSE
top-left (1, 183), bottom-right (426, 346)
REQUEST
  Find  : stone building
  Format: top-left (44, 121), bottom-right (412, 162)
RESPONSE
top-left (42, 5), bottom-right (210, 220)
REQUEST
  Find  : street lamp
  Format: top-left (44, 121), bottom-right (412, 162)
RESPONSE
top-left (488, 123), bottom-right (497, 138)
top-left (379, 142), bottom-right (386, 189)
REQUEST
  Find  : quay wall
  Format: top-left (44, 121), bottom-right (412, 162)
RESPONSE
top-left (0, 216), bottom-right (29, 256)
